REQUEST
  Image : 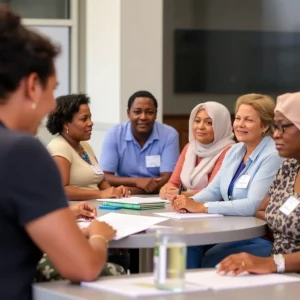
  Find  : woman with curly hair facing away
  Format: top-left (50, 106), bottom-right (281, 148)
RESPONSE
top-left (0, 6), bottom-right (120, 300)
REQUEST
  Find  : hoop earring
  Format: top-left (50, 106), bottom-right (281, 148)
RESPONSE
top-left (31, 102), bottom-right (37, 110)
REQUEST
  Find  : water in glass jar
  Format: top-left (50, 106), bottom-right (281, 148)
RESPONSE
top-left (154, 241), bottom-right (186, 291)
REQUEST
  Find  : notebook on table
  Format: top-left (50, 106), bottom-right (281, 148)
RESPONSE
top-left (96, 197), bottom-right (166, 210)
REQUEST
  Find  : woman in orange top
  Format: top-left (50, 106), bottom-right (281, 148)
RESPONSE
top-left (160, 102), bottom-right (235, 200)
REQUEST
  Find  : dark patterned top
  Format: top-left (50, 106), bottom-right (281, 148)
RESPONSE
top-left (266, 159), bottom-right (300, 254)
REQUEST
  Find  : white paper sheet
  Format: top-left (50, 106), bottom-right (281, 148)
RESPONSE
top-left (186, 270), bottom-right (300, 290)
top-left (78, 212), bottom-right (168, 240)
top-left (77, 221), bottom-right (90, 229)
top-left (154, 212), bottom-right (223, 219)
top-left (140, 196), bottom-right (170, 204)
top-left (81, 276), bottom-right (208, 297)
top-left (96, 196), bottom-right (168, 204)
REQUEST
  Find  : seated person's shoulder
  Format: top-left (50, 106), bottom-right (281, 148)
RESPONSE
top-left (1, 130), bottom-right (42, 153)
top-left (47, 135), bottom-right (66, 148)
top-left (182, 143), bottom-right (190, 152)
top-left (259, 138), bottom-right (282, 164)
top-left (281, 158), bottom-right (298, 169)
top-left (110, 122), bottom-right (128, 134)
top-left (47, 135), bottom-right (72, 162)
top-left (104, 123), bottom-right (128, 140)
top-left (221, 145), bottom-right (232, 155)
top-left (264, 137), bottom-right (279, 154)
top-left (1, 132), bottom-right (68, 223)
top-left (224, 142), bottom-right (244, 156)
top-left (1, 131), bottom-right (54, 168)
top-left (215, 145), bottom-right (233, 162)
top-left (157, 122), bottom-right (178, 138)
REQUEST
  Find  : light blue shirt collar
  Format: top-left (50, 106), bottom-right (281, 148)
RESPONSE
top-left (241, 136), bottom-right (272, 163)
top-left (124, 121), bottom-right (159, 143)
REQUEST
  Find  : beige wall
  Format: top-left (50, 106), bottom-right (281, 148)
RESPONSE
top-left (163, 0), bottom-right (300, 115)
top-left (85, 0), bottom-right (163, 156)
top-left (120, 0), bottom-right (163, 123)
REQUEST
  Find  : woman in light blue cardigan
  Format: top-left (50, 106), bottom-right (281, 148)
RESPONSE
top-left (172, 94), bottom-right (283, 269)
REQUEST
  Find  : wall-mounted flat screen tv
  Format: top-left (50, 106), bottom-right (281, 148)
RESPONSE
top-left (174, 29), bottom-right (300, 94)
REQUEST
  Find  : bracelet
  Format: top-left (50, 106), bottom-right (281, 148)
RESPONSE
top-left (89, 234), bottom-right (108, 245)
top-left (273, 254), bottom-right (285, 273)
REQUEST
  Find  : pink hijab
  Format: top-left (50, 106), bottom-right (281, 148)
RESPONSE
top-left (275, 92), bottom-right (300, 130)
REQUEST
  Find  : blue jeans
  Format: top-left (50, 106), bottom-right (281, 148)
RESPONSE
top-left (187, 238), bottom-right (272, 269)
top-left (187, 244), bottom-right (214, 269)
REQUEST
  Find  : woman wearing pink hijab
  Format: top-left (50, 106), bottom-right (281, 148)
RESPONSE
top-left (216, 92), bottom-right (300, 275)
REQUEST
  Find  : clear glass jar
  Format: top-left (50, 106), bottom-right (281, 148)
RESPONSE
top-left (153, 227), bottom-right (186, 291)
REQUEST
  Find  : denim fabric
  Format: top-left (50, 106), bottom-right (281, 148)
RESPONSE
top-left (186, 245), bottom-right (214, 269)
top-left (186, 238), bottom-right (272, 269)
top-left (202, 238), bottom-right (272, 268)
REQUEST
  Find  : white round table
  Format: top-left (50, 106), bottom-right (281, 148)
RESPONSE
top-left (75, 200), bottom-right (267, 272)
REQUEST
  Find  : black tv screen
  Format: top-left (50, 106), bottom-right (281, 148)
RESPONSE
top-left (174, 29), bottom-right (300, 94)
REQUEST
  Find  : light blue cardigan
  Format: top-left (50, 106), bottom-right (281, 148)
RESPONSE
top-left (192, 136), bottom-right (283, 216)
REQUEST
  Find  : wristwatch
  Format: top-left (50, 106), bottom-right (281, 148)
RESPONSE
top-left (203, 202), bottom-right (209, 213)
top-left (273, 254), bottom-right (285, 273)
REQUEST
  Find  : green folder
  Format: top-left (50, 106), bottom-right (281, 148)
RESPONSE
top-left (98, 201), bottom-right (165, 210)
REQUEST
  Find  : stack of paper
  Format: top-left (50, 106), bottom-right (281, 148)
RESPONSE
top-left (78, 212), bottom-right (168, 240)
top-left (97, 197), bottom-right (167, 210)
top-left (82, 276), bottom-right (208, 297)
top-left (154, 212), bottom-right (223, 219)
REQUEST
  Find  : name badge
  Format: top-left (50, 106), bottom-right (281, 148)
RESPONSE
top-left (279, 196), bottom-right (300, 216)
top-left (235, 174), bottom-right (251, 189)
top-left (91, 165), bottom-right (104, 175)
top-left (146, 155), bottom-right (161, 168)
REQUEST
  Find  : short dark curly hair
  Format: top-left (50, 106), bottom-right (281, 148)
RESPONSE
top-left (0, 5), bottom-right (60, 102)
top-left (127, 90), bottom-right (158, 111)
top-left (46, 93), bottom-right (90, 135)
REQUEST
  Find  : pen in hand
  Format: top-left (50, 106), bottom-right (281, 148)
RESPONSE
top-left (178, 184), bottom-right (183, 195)
top-left (177, 184), bottom-right (187, 213)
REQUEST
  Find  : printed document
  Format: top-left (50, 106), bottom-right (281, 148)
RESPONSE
top-left (78, 212), bottom-right (168, 240)
top-left (154, 212), bottom-right (223, 219)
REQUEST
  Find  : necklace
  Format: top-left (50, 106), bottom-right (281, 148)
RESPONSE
top-left (61, 135), bottom-right (92, 165)
top-left (77, 144), bottom-right (92, 165)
